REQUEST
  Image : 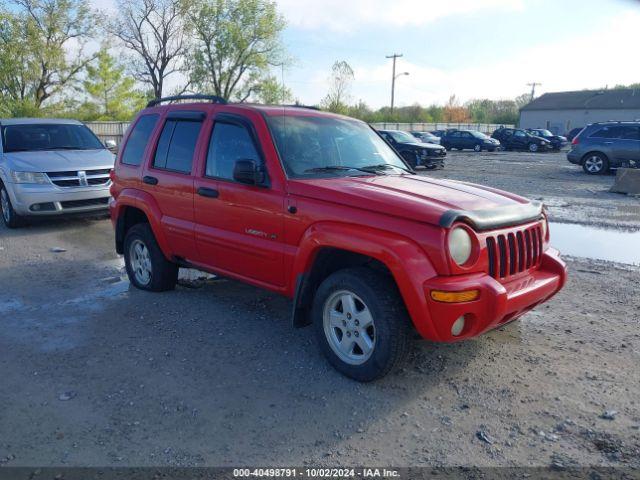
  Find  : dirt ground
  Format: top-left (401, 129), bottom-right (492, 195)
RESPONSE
top-left (0, 150), bottom-right (638, 469)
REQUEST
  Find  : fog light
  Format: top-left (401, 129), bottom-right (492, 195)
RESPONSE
top-left (430, 289), bottom-right (479, 303)
top-left (451, 316), bottom-right (465, 336)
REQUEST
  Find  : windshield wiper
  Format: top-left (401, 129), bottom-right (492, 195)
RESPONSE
top-left (359, 163), bottom-right (414, 174)
top-left (303, 166), bottom-right (384, 175)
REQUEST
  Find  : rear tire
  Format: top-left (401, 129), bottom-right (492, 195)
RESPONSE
top-left (312, 267), bottom-right (412, 382)
top-left (124, 223), bottom-right (178, 291)
top-left (528, 143), bottom-right (539, 153)
top-left (0, 183), bottom-right (24, 229)
top-left (582, 153), bottom-right (609, 175)
top-left (473, 144), bottom-right (482, 152)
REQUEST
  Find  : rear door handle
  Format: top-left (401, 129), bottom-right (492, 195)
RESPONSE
top-left (603, 142), bottom-right (613, 145)
top-left (143, 176), bottom-right (158, 185)
top-left (197, 187), bottom-right (219, 198)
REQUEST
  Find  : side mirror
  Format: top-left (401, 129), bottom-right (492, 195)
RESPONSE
top-left (105, 139), bottom-right (117, 150)
top-left (233, 159), bottom-right (265, 185)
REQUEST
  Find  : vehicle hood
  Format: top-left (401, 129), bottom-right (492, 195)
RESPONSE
top-left (289, 174), bottom-right (533, 228)
top-left (3, 149), bottom-right (115, 172)
top-left (403, 142), bottom-right (444, 151)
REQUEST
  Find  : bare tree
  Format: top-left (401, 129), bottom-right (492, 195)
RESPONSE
top-left (110, 0), bottom-right (187, 100)
top-left (321, 60), bottom-right (354, 114)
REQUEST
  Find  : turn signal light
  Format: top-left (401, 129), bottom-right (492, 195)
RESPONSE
top-left (430, 289), bottom-right (480, 303)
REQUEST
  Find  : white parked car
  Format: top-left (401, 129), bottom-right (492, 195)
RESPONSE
top-left (0, 118), bottom-right (115, 228)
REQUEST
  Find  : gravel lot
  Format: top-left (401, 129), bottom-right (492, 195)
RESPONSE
top-left (0, 150), bottom-right (638, 469)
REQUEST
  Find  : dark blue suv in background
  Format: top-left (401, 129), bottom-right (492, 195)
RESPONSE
top-left (567, 122), bottom-right (640, 174)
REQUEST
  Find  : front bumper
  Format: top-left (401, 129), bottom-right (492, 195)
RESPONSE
top-left (420, 248), bottom-right (567, 342)
top-left (7, 182), bottom-right (111, 216)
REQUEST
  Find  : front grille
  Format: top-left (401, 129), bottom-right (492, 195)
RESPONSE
top-left (486, 225), bottom-right (543, 279)
top-left (47, 169), bottom-right (111, 188)
top-left (60, 197), bottom-right (109, 209)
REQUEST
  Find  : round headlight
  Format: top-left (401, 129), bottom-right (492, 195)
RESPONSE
top-left (448, 227), bottom-right (473, 265)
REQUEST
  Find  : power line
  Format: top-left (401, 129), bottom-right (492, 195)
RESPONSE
top-left (527, 82), bottom-right (541, 101)
top-left (386, 53), bottom-right (403, 113)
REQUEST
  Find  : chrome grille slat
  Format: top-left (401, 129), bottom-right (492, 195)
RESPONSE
top-left (46, 169), bottom-right (111, 188)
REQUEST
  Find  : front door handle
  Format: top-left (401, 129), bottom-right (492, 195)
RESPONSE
top-left (197, 187), bottom-right (219, 198)
top-left (143, 175), bottom-right (158, 185)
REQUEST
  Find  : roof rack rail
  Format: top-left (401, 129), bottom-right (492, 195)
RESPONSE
top-left (284, 104), bottom-right (321, 111)
top-left (147, 94), bottom-right (227, 108)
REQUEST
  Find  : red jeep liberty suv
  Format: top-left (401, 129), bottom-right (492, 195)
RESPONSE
top-left (110, 95), bottom-right (567, 382)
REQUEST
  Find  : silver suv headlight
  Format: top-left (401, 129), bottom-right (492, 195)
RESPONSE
top-left (448, 227), bottom-right (473, 265)
top-left (11, 171), bottom-right (50, 185)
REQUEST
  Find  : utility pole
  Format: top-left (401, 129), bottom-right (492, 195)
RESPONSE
top-left (527, 82), bottom-right (541, 102)
top-left (387, 53), bottom-right (403, 113)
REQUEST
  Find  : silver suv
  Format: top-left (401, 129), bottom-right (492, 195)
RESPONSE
top-left (567, 122), bottom-right (640, 174)
top-left (0, 118), bottom-right (115, 228)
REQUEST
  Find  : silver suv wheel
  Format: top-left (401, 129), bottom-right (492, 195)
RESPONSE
top-left (584, 155), bottom-right (604, 173)
top-left (323, 289), bottom-right (376, 365)
top-left (129, 239), bottom-right (152, 286)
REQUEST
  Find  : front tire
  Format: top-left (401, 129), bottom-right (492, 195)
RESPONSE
top-left (473, 144), bottom-right (482, 152)
top-left (0, 183), bottom-right (24, 229)
top-left (313, 267), bottom-right (412, 382)
top-left (528, 143), bottom-right (539, 153)
top-left (124, 223), bottom-right (178, 291)
top-left (582, 153), bottom-right (609, 175)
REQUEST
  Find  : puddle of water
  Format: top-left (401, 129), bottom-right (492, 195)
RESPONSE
top-left (549, 222), bottom-right (640, 265)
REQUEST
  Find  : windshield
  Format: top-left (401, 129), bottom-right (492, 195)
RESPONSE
top-left (267, 115), bottom-right (409, 178)
top-left (2, 124), bottom-right (105, 153)
top-left (534, 129), bottom-right (553, 137)
top-left (471, 131), bottom-right (490, 139)
top-left (387, 131), bottom-right (417, 143)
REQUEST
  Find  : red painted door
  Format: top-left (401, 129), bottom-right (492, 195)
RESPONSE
top-left (194, 115), bottom-right (285, 288)
top-left (141, 113), bottom-right (205, 261)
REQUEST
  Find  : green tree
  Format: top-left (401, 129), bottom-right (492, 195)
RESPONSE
top-left (249, 75), bottom-right (293, 104)
top-left (321, 60), bottom-right (354, 114)
top-left (185, 0), bottom-right (287, 102)
top-left (81, 48), bottom-right (145, 120)
top-left (0, 0), bottom-right (96, 112)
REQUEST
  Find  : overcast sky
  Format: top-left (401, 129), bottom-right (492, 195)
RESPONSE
top-left (96, 0), bottom-right (640, 108)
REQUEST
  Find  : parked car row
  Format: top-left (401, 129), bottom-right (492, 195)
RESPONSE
top-left (392, 127), bottom-right (568, 153)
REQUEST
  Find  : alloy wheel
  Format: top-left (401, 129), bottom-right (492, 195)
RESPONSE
top-left (129, 239), bottom-right (152, 286)
top-left (323, 289), bottom-right (376, 365)
top-left (529, 143), bottom-right (538, 152)
top-left (584, 155), bottom-right (604, 173)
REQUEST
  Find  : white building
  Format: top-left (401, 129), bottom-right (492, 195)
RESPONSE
top-left (519, 88), bottom-right (640, 135)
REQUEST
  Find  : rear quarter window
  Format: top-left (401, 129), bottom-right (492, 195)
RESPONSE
top-left (121, 115), bottom-right (159, 166)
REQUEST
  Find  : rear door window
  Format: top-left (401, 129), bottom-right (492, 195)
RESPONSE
top-left (620, 126), bottom-right (640, 140)
top-left (153, 119), bottom-right (203, 174)
top-left (121, 114), bottom-right (159, 166)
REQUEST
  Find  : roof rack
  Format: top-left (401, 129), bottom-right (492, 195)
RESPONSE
top-left (284, 104), bottom-right (321, 111)
top-left (146, 94), bottom-right (227, 108)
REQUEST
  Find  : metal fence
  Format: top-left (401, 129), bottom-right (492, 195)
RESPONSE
top-left (85, 121), bottom-right (131, 145)
top-left (85, 121), bottom-right (516, 146)
top-left (370, 122), bottom-right (514, 134)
